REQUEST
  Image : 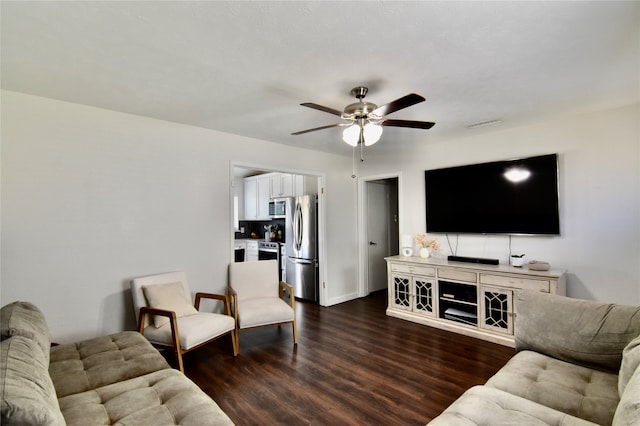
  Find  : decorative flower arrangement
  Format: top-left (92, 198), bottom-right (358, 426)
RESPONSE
top-left (416, 234), bottom-right (439, 251)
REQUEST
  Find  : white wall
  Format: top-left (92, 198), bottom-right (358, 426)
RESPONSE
top-left (1, 91), bottom-right (357, 342)
top-left (2, 91), bottom-right (638, 343)
top-left (360, 103), bottom-right (640, 305)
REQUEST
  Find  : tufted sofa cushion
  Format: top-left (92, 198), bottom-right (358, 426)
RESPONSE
top-left (427, 385), bottom-right (597, 426)
top-left (1, 336), bottom-right (65, 425)
top-left (49, 331), bottom-right (170, 398)
top-left (57, 368), bottom-right (234, 426)
top-left (486, 350), bottom-right (619, 425)
top-left (0, 301), bottom-right (51, 365)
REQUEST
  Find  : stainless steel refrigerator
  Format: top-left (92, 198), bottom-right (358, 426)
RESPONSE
top-left (285, 195), bottom-right (318, 302)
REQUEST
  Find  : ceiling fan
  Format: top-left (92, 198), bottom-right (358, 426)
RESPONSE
top-left (292, 86), bottom-right (435, 147)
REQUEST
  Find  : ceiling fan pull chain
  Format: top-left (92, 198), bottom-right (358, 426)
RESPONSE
top-left (351, 147), bottom-right (357, 178)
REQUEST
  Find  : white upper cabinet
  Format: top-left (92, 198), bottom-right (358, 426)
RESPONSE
top-left (243, 178), bottom-right (258, 220)
top-left (244, 173), bottom-right (318, 220)
top-left (270, 173), bottom-right (295, 198)
top-left (244, 175), bottom-right (271, 220)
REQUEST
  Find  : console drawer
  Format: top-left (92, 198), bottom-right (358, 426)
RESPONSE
top-left (438, 268), bottom-right (477, 283)
top-left (480, 274), bottom-right (550, 292)
top-left (390, 263), bottom-right (435, 277)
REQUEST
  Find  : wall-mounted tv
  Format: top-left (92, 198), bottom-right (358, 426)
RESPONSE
top-left (425, 153), bottom-right (560, 235)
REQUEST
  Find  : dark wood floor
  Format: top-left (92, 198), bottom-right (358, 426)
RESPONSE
top-left (183, 291), bottom-right (515, 425)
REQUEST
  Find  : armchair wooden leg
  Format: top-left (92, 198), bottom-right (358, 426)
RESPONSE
top-left (292, 319), bottom-right (298, 345)
top-left (231, 330), bottom-right (239, 356)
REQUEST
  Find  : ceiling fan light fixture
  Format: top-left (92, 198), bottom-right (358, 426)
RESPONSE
top-left (342, 124), bottom-right (360, 146)
top-left (363, 123), bottom-right (383, 146)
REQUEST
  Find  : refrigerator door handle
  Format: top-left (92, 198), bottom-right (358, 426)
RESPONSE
top-left (288, 257), bottom-right (315, 265)
top-left (294, 201), bottom-right (303, 252)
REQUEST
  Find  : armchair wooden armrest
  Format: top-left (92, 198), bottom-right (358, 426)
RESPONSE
top-left (137, 306), bottom-right (183, 372)
top-left (279, 281), bottom-right (295, 309)
top-left (194, 292), bottom-right (232, 315)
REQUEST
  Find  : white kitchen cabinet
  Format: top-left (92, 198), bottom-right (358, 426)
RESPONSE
top-left (270, 173), bottom-right (294, 198)
top-left (256, 177), bottom-right (270, 219)
top-left (292, 174), bottom-right (305, 196)
top-left (246, 174), bottom-right (317, 219)
top-left (246, 240), bottom-right (259, 261)
top-left (243, 179), bottom-right (257, 220)
top-left (244, 175), bottom-right (271, 220)
top-left (271, 173), bottom-right (317, 198)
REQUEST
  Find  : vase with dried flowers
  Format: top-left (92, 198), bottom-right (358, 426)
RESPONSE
top-left (416, 234), bottom-right (439, 258)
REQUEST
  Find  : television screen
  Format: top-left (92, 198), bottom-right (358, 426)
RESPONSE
top-left (425, 154), bottom-right (560, 235)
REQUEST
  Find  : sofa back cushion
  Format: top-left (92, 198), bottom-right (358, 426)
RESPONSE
top-left (1, 302), bottom-right (51, 365)
top-left (0, 336), bottom-right (65, 425)
top-left (515, 290), bottom-right (640, 373)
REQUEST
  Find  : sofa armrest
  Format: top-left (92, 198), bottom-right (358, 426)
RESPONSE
top-left (515, 290), bottom-right (640, 373)
top-left (0, 336), bottom-right (66, 425)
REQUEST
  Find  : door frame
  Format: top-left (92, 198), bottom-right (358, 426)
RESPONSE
top-left (230, 160), bottom-right (327, 307)
top-left (357, 172), bottom-right (402, 298)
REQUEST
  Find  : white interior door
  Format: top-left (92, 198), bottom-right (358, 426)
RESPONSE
top-left (366, 181), bottom-right (392, 293)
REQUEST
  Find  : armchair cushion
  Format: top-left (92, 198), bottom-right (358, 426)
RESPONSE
top-left (237, 298), bottom-right (295, 329)
top-left (143, 312), bottom-right (235, 350)
top-left (142, 282), bottom-right (198, 328)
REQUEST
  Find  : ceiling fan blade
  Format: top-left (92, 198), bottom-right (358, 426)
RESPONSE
top-left (291, 123), bottom-right (350, 135)
top-left (300, 102), bottom-right (343, 117)
top-left (381, 119), bottom-right (436, 129)
top-left (372, 93), bottom-right (426, 117)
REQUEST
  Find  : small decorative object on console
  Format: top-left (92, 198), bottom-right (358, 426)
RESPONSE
top-left (511, 254), bottom-right (525, 267)
top-left (416, 234), bottom-right (439, 258)
top-left (528, 260), bottom-right (550, 271)
top-left (401, 247), bottom-right (413, 257)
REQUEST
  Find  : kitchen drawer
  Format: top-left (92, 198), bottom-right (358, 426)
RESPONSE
top-left (438, 268), bottom-right (477, 283)
top-left (390, 263), bottom-right (435, 277)
top-left (480, 274), bottom-right (550, 292)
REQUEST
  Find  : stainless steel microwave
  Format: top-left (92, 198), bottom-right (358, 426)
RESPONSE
top-left (268, 199), bottom-right (287, 218)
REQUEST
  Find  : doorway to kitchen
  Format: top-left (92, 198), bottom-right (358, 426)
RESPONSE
top-left (230, 162), bottom-right (326, 306)
top-left (358, 174), bottom-right (400, 298)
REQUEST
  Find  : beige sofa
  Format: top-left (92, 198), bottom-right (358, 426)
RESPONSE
top-left (428, 291), bottom-right (640, 425)
top-left (0, 301), bottom-right (234, 425)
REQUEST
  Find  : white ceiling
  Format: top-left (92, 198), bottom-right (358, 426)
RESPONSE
top-left (2, 1), bottom-right (639, 157)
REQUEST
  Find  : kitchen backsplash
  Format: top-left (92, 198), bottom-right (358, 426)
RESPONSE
top-left (235, 219), bottom-right (285, 241)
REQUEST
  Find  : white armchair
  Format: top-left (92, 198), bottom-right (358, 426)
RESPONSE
top-left (130, 271), bottom-right (237, 372)
top-left (228, 260), bottom-right (297, 352)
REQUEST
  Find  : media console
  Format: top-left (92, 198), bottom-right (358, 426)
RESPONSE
top-left (385, 256), bottom-right (566, 347)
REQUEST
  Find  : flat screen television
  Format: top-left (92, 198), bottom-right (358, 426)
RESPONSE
top-left (425, 153), bottom-right (560, 235)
